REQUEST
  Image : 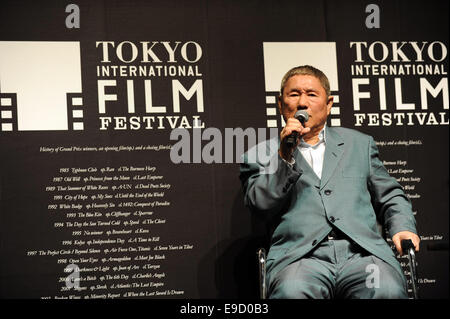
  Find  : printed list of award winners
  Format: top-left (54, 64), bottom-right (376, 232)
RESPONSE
top-left (377, 138), bottom-right (441, 289)
top-left (27, 157), bottom-right (194, 299)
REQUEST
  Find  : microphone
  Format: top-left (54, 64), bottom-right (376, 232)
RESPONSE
top-left (285, 110), bottom-right (309, 147)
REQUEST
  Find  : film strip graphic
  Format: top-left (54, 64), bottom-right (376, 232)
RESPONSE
top-left (264, 91), bottom-right (342, 128)
top-left (0, 93), bottom-right (17, 132)
top-left (67, 93), bottom-right (84, 131)
top-left (0, 92), bottom-right (84, 132)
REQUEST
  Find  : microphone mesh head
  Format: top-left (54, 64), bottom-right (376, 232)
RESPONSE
top-left (294, 110), bottom-right (309, 122)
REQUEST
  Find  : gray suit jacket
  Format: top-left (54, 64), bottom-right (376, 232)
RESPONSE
top-left (240, 126), bottom-right (417, 284)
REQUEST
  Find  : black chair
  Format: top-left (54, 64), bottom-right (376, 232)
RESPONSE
top-left (401, 239), bottom-right (419, 299)
top-left (257, 239), bottom-right (419, 299)
top-left (257, 248), bottom-right (267, 299)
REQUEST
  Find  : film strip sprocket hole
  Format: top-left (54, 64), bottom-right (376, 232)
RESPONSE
top-left (0, 93), bottom-right (18, 132)
top-left (67, 93), bottom-right (84, 131)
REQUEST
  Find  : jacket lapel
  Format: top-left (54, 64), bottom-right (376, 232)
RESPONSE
top-left (320, 127), bottom-right (345, 190)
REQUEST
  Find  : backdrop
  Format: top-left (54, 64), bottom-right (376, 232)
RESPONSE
top-left (0, 0), bottom-right (448, 299)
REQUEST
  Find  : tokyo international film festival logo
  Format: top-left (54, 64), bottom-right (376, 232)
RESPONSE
top-left (262, 42), bottom-right (341, 127)
top-left (0, 41), bottom-right (83, 132)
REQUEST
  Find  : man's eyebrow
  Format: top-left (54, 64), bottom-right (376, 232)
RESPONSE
top-left (287, 87), bottom-right (318, 93)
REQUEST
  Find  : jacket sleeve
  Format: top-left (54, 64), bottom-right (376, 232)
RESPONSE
top-left (367, 136), bottom-right (418, 238)
top-left (239, 142), bottom-right (302, 215)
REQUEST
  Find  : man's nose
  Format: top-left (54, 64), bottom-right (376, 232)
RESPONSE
top-left (297, 94), bottom-right (308, 109)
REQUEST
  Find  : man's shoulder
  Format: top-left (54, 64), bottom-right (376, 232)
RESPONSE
top-left (329, 126), bottom-right (372, 142)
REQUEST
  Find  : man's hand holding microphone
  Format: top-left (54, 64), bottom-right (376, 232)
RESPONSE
top-left (279, 110), bottom-right (309, 162)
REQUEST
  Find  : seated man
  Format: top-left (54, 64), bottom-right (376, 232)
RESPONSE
top-left (239, 65), bottom-right (420, 299)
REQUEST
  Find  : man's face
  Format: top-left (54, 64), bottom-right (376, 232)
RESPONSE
top-left (278, 74), bottom-right (333, 131)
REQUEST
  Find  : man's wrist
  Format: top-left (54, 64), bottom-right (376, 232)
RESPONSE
top-left (279, 149), bottom-right (295, 166)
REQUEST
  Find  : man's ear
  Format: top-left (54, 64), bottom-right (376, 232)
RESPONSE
top-left (326, 95), bottom-right (334, 115)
